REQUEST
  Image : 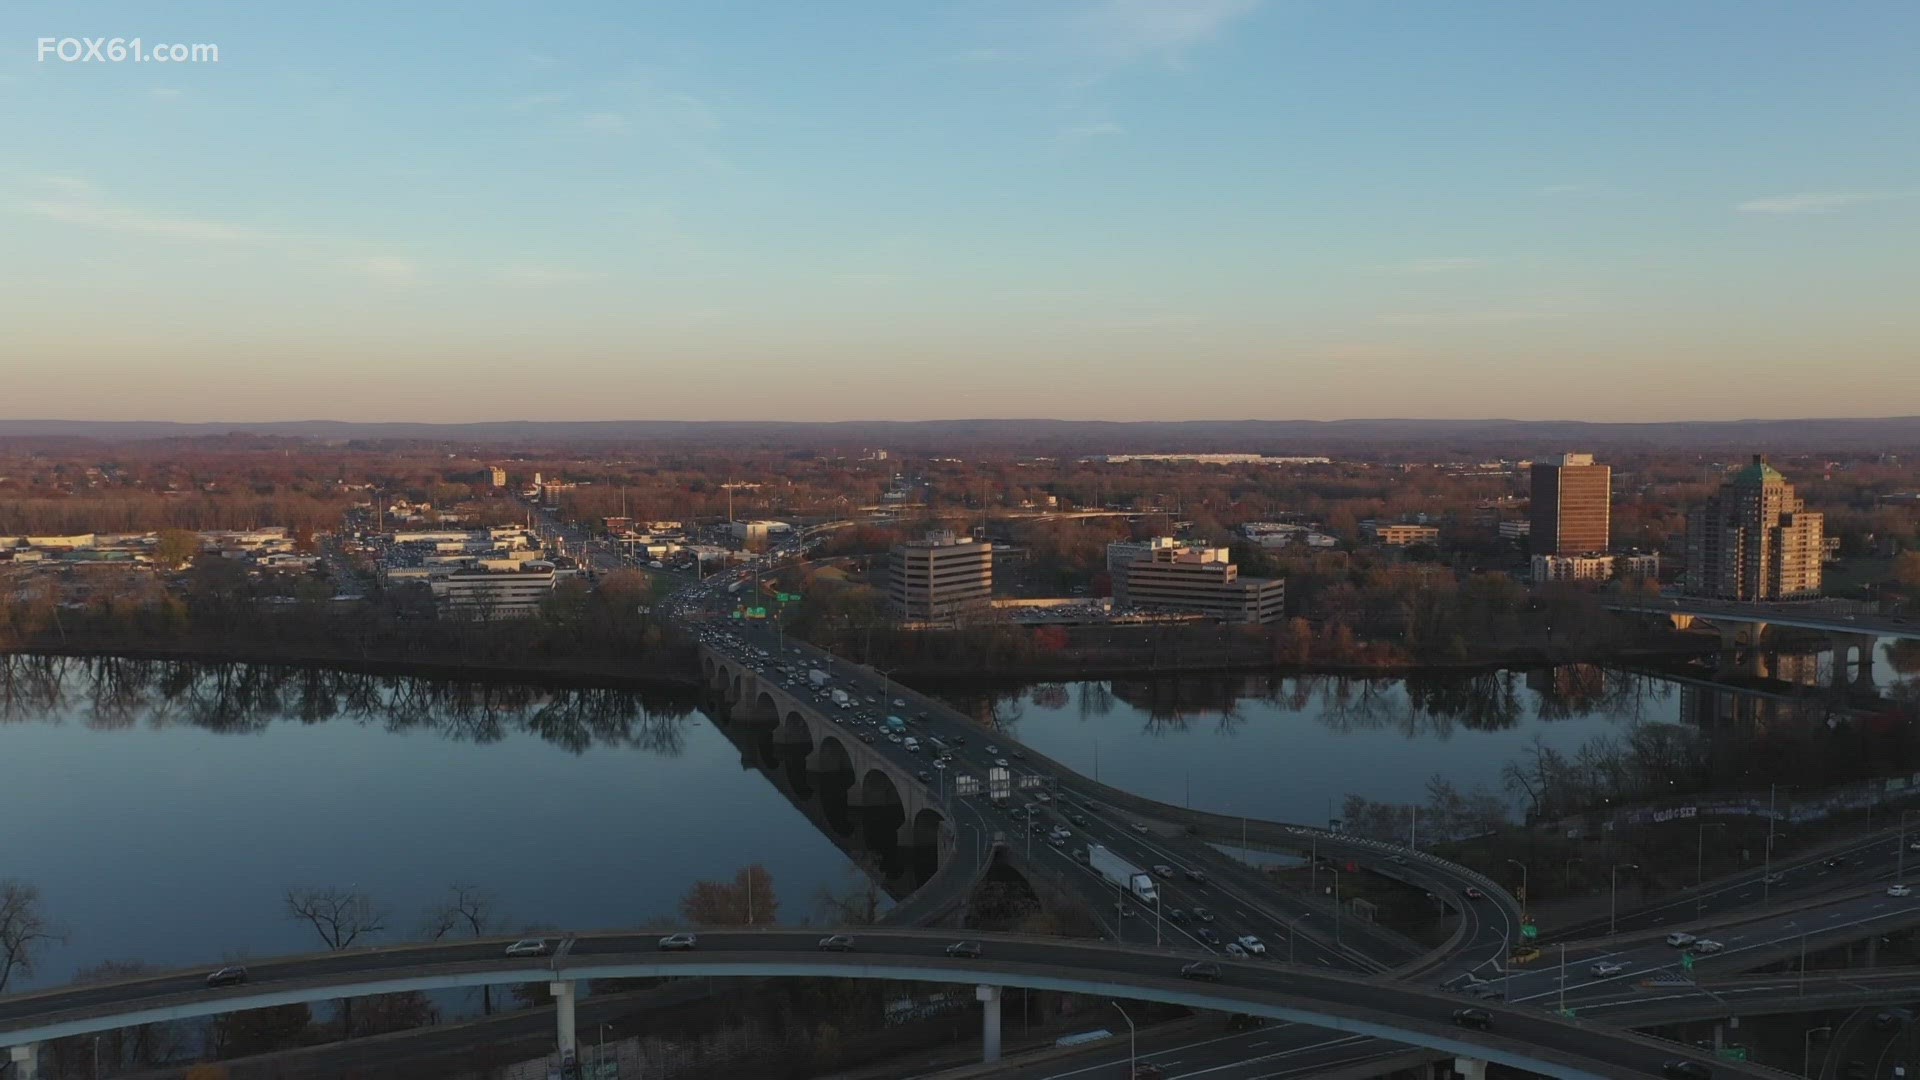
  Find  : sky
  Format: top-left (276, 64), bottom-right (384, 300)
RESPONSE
top-left (3, 0), bottom-right (1917, 423)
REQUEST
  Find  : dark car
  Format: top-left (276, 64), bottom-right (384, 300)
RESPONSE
top-left (1192, 906), bottom-right (1215, 922)
top-left (1131, 1066), bottom-right (1166, 1079)
top-left (1824, 856), bottom-right (1848, 869)
top-left (1451, 1007), bottom-right (1492, 1030)
top-left (205, 966), bottom-right (248, 988)
top-left (1196, 928), bottom-right (1222, 946)
top-left (945, 940), bottom-right (984, 958)
top-left (1184, 869), bottom-right (1208, 885)
top-left (817, 935), bottom-right (856, 952)
top-left (1660, 1062), bottom-right (1713, 1080)
top-left (1874, 1007), bottom-right (1915, 1029)
top-left (1166, 907), bottom-right (1189, 923)
top-left (1179, 961), bottom-right (1220, 982)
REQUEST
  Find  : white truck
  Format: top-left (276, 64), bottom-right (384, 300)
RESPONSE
top-left (1087, 844), bottom-right (1159, 904)
top-left (830, 689), bottom-right (851, 708)
top-left (809, 669), bottom-right (830, 689)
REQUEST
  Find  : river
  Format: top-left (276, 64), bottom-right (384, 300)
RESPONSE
top-left (0, 655), bottom-right (879, 991)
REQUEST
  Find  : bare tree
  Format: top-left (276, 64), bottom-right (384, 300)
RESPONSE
top-left (0, 881), bottom-right (65, 994)
top-left (424, 884), bottom-right (499, 1014)
top-left (285, 885), bottom-right (386, 1038)
top-left (285, 886), bottom-right (387, 950)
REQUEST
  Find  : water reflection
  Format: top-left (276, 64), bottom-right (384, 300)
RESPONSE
top-left (0, 654), bottom-right (700, 753)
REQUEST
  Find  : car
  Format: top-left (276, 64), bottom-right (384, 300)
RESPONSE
top-left (1451, 1007), bottom-right (1493, 1030)
top-left (1167, 907), bottom-right (1189, 922)
top-left (504, 939), bottom-right (549, 957)
top-left (945, 940), bottom-right (984, 958)
top-left (1690, 939), bottom-right (1724, 955)
top-left (933, 760), bottom-right (948, 771)
top-left (1824, 856), bottom-right (1848, 869)
top-left (1389, 854), bottom-right (1407, 864)
top-left (1665, 932), bottom-right (1698, 948)
top-left (205, 966), bottom-right (248, 988)
top-left (1152, 864), bottom-right (1174, 877)
top-left (1891, 884), bottom-right (1914, 897)
top-left (916, 770), bottom-right (931, 781)
top-left (1224, 942), bottom-right (1249, 958)
top-left (1184, 869), bottom-right (1208, 885)
top-left (986, 744), bottom-right (1000, 755)
top-left (818, 935), bottom-right (856, 952)
top-left (1131, 1066), bottom-right (1166, 1080)
top-left (1192, 906), bottom-right (1215, 922)
top-left (1048, 834), bottom-right (1065, 846)
top-left (1131, 823), bottom-right (1150, 835)
top-left (1463, 887), bottom-right (1485, 900)
top-left (1235, 935), bottom-right (1267, 956)
top-left (1179, 961), bottom-right (1221, 982)
top-left (1196, 928), bottom-right (1222, 946)
top-left (1763, 872), bottom-right (1785, 884)
top-left (657, 933), bottom-right (698, 951)
top-left (1910, 839), bottom-right (1920, 852)
top-left (994, 757), bottom-right (1010, 767)
top-left (1660, 1061), bottom-right (1713, 1079)
top-left (1874, 1007), bottom-right (1915, 1029)
top-left (893, 698), bottom-right (906, 707)
top-left (1589, 960), bottom-right (1627, 977)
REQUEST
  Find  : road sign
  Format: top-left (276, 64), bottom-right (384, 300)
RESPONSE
top-left (1681, 953), bottom-right (1695, 971)
top-left (1017, 774), bottom-right (1044, 790)
top-left (988, 767), bottom-right (1011, 802)
top-left (1521, 924), bottom-right (1539, 940)
top-left (954, 775), bottom-right (981, 797)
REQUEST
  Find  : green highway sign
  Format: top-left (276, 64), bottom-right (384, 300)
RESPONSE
top-left (1681, 953), bottom-right (1695, 971)
top-left (1716, 1047), bottom-right (1748, 1062)
top-left (1521, 924), bottom-right (1538, 940)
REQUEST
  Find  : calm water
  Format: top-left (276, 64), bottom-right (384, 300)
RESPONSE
top-left (932, 642), bottom-right (1920, 829)
top-left (0, 657), bottom-right (875, 991)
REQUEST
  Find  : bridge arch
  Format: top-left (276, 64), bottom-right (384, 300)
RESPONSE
top-left (813, 733), bottom-right (854, 776)
top-left (909, 805), bottom-right (946, 850)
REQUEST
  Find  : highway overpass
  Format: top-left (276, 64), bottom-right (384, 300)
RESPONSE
top-left (0, 929), bottom-right (1788, 1080)
top-left (1606, 598), bottom-right (1918, 688)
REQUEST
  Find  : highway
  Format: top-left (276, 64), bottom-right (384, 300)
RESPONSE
top-left (1605, 598), bottom-right (1920, 641)
top-left (0, 929), bottom-right (1780, 1079)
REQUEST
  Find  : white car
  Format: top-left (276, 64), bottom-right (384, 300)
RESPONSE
top-left (1891, 884), bottom-right (1914, 897)
top-left (504, 939), bottom-right (549, 957)
top-left (1664, 932), bottom-right (1697, 948)
top-left (995, 758), bottom-right (1010, 767)
top-left (1224, 942), bottom-right (1249, 958)
top-left (1690, 939), bottom-right (1725, 955)
top-left (1589, 960), bottom-right (1627, 978)
top-left (1235, 935), bottom-right (1267, 956)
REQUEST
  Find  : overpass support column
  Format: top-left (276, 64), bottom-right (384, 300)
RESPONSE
top-left (1452, 1057), bottom-right (1486, 1080)
top-left (550, 980), bottom-right (578, 1063)
top-left (9, 1044), bottom-right (39, 1080)
top-left (977, 984), bottom-right (1002, 1064)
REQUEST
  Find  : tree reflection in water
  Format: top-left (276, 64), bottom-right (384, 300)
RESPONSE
top-left (0, 654), bottom-right (699, 755)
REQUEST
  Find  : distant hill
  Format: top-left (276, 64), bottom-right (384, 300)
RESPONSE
top-left (2, 416), bottom-right (1918, 453)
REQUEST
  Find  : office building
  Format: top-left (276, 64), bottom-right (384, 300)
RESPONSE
top-left (889, 531), bottom-right (993, 621)
top-left (1370, 524), bottom-right (1440, 547)
top-left (488, 466), bottom-right (508, 488)
top-left (1498, 520), bottom-right (1532, 540)
top-left (1106, 536), bottom-right (1180, 605)
top-left (1684, 455), bottom-right (1824, 600)
top-left (1123, 545), bottom-right (1285, 624)
top-left (1530, 453), bottom-right (1612, 556)
top-left (1531, 551), bottom-right (1659, 584)
top-left (440, 563), bottom-right (557, 618)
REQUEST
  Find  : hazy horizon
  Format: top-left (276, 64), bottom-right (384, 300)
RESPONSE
top-left (6, 1), bottom-right (1918, 422)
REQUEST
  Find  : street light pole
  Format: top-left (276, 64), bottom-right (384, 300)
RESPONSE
top-left (1111, 1002), bottom-right (1136, 1078)
top-left (1804, 1025), bottom-right (1831, 1078)
top-left (1331, 868), bottom-right (1343, 945)
top-left (1610, 863), bottom-right (1638, 936)
top-left (1505, 858), bottom-right (1528, 914)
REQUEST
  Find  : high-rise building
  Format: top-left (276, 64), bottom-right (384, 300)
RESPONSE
top-left (1123, 545), bottom-right (1285, 624)
top-left (488, 466), bottom-right (508, 488)
top-left (1530, 452), bottom-right (1611, 556)
top-left (1684, 455), bottom-right (1824, 600)
top-left (889, 530), bottom-right (993, 622)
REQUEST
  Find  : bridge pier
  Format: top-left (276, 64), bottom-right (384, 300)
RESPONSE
top-left (9, 1044), bottom-right (38, 1080)
top-left (1829, 632), bottom-right (1879, 689)
top-left (977, 984), bottom-right (1002, 1063)
top-left (551, 980), bottom-right (578, 1064)
top-left (1452, 1056), bottom-right (1486, 1080)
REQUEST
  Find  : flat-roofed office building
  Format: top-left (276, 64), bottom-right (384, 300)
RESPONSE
top-left (1530, 452), bottom-right (1612, 557)
top-left (440, 563), bottom-right (557, 619)
top-left (889, 531), bottom-right (993, 621)
top-left (1106, 536), bottom-right (1180, 606)
top-left (1124, 545), bottom-right (1285, 624)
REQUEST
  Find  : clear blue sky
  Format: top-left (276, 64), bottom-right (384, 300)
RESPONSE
top-left (4, 1), bottom-right (1916, 422)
